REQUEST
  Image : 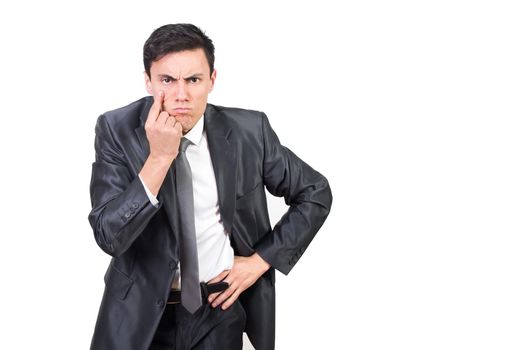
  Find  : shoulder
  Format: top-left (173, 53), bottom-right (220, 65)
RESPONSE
top-left (206, 104), bottom-right (268, 130)
top-left (96, 96), bottom-right (152, 134)
top-left (103, 96), bottom-right (153, 123)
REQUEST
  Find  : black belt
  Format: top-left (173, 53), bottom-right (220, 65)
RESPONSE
top-left (168, 281), bottom-right (229, 305)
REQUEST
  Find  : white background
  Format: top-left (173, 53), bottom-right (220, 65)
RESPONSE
top-left (0, 1), bottom-right (523, 349)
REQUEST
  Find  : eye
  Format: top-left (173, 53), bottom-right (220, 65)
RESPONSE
top-left (161, 77), bottom-right (172, 84)
top-left (188, 77), bottom-right (200, 84)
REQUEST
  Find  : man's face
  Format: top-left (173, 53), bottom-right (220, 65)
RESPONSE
top-left (145, 48), bottom-right (216, 133)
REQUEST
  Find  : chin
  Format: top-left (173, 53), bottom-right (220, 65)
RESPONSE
top-left (179, 121), bottom-right (193, 132)
top-left (175, 115), bottom-right (192, 123)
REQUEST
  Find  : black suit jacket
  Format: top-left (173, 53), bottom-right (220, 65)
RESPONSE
top-left (88, 96), bottom-right (332, 350)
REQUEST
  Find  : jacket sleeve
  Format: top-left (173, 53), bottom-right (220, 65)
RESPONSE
top-left (254, 113), bottom-right (333, 275)
top-left (88, 114), bottom-right (161, 257)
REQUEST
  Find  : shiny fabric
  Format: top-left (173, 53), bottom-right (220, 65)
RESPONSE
top-left (149, 301), bottom-right (246, 350)
top-left (88, 97), bottom-right (332, 350)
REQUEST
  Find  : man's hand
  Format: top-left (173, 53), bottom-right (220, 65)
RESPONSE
top-left (207, 253), bottom-right (270, 310)
top-left (139, 90), bottom-right (183, 196)
top-left (145, 90), bottom-right (183, 162)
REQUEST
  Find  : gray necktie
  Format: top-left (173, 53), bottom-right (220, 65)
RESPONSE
top-left (175, 138), bottom-right (202, 313)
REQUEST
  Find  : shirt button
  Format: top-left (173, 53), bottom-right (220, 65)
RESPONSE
top-left (156, 299), bottom-right (164, 307)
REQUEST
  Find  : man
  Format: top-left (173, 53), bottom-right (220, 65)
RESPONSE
top-left (88, 23), bottom-right (332, 350)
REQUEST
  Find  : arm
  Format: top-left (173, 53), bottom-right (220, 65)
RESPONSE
top-left (88, 91), bottom-right (183, 257)
top-left (208, 112), bottom-right (332, 309)
top-left (88, 114), bottom-right (161, 257)
top-left (254, 112), bottom-right (332, 274)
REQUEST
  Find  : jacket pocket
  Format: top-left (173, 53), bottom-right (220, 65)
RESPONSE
top-left (104, 263), bottom-right (134, 300)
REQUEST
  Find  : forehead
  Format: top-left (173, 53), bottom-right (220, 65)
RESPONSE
top-left (151, 48), bottom-right (210, 76)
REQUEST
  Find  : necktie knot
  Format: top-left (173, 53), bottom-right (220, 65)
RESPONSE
top-left (179, 138), bottom-right (192, 153)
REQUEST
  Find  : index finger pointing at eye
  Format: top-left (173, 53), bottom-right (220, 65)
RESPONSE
top-left (148, 90), bottom-right (164, 122)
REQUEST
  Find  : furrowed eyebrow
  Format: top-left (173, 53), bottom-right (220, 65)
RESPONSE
top-left (184, 74), bottom-right (204, 80)
top-left (158, 74), bottom-right (176, 80)
top-left (157, 73), bottom-right (204, 81)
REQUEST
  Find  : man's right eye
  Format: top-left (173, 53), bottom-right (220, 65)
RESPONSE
top-left (161, 77), bottom-right (172, 84)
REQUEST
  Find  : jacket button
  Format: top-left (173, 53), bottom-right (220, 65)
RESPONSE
top-left (169, 261), bottom-right (177, 270)
top-left (133, 202), bottom-right (139, 209)
top-left (156, 299), bottom-right (164, 307)
top-left (124, 212), bottom-right (131, 218)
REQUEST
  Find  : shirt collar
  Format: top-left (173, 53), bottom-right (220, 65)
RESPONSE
top-left (183, 114), bottom-right (204, 146)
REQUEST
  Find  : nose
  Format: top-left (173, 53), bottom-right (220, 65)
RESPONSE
top-left (175, 81), bottom-right (189, 101)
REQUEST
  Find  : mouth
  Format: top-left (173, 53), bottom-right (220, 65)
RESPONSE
top-left (172, 107), bottom-right (191, 114)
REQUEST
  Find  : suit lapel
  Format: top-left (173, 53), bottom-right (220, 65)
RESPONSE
top-left (205, 104), bottom-right (237, 235)
top-left (159, 166), bottom-right (180, 238)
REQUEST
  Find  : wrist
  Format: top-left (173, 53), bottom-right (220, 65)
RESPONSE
top-left (139, 153), bottom-right (175, 197)
top-left (148, 152), bottom-right (177, 166)
top-left (252, 252), bottom-right (270, 273)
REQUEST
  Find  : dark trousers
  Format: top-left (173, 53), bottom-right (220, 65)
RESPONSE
top-left (149, 301), bottom-right (246, 350)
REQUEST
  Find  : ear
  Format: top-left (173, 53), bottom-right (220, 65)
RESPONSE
top-left (209, 69), bottom-right (217, 92)
top-left (144, 72), bottom-right (153, 95)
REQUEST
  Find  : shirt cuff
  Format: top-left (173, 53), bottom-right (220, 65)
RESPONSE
top-left (139, 175), bottom-right (159, 207)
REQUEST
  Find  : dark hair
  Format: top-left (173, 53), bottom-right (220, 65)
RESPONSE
top-left (143, 23), bottom-right (215, 78)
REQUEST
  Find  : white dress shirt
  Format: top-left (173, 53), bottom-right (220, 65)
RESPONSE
top-left (139, 115), bottom-right (234, 289)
